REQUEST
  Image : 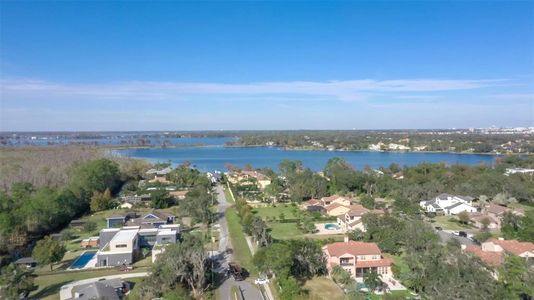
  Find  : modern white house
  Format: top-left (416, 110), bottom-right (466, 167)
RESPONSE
top-left (420, 193), bottom-right (477, 215)
top-left (96, 224), bottom-right (180, 267)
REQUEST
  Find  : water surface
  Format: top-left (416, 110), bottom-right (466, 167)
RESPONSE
top-left (114, 146), bottom-right (498, 171)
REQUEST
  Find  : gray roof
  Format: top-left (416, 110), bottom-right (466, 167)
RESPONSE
top-left (456, 195), bottom-right (474, 202)
top-left (70, 279), bottom-right (123, 300)
top-left (15, 257), bottom-right (37, 264)
top-left (444, 202), bottom-right (466, 210)
top-left (436, 193), bottom-right (453, 200)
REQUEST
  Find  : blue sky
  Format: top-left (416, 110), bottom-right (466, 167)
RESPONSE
top-left (0, 1), bottom-right (533, 131)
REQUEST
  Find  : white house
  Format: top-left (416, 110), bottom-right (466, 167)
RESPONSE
top-left (420, 193), bottom-right (477, 215)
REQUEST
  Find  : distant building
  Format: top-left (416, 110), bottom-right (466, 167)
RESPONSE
top-left (505, 168), bottom-right (534, 176)
top-left (146, 167), bottom-right (173, 184)
top-left (227, 170), bottom-right (272, 190)
top-left (419, 193), bottom-right (477, 215)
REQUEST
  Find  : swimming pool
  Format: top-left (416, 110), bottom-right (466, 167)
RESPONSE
top-left (324, 223), bottom-right (340, 230)
top-left (70, 250), bottom-right (97, 269)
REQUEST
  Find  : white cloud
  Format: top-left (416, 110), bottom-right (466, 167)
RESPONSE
top-left (0, 78), bottom-right (506, 102)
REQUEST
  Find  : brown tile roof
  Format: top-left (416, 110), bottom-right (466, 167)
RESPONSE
top-left (485, 203), bottom-right (508, 215)
top-left (355, 258), bottom-right (393, 268)
top-left (303, 199), bottom-right (321, 206)
top-left (323, 241), bottom-right (382, 257)
top-left (488, 239), bottom-right (534, 256)
top-left (322, 195), bottom-right (343, 202)
top-left (325, 203), bottom-right (345, 212)
top-left (465, 245), bottom-right (504, 267)
top-left (345, 204), bottom-right (370, 217)
top-left (469, 213), bottom-right (498, 223)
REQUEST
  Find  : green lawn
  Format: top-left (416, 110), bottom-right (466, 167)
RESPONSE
top-left (224, 185), bottom-right (235, 203)
top-left (253, 204), bottom-right (300, 220)
top-left (31, 266), bottom-right (150, 300)
top-left (268, 222), bottom-right (303, 240)
top-left (302, 276), bottom-right (345, 300)
top-left (431, 215), bottom-right (476, 231)
top-left (225, 208), bottom-right (257, 276)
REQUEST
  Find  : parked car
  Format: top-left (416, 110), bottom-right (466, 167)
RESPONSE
top-left (434, 226), bottom-right (443, 231)
top-left (452, 231), bottom-right (460, 236)
top-left (458, 231), bottom-right (468, 238)
top-left (255, 277), bottom-right (270, 285)
top-left (228, 262), bottom-right (244, 281)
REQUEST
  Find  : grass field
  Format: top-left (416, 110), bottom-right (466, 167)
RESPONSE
top-left (432, 215), bottom-right (476, 231)
top-left (268, 222), bottom-right (303, 240)
top-left (302, 277), bottom-right (345, 300)
top-left (30, 265), bottom-right (150, 300)
top-left (225, 208), bottom-right (257, 276)
top-left (253, 204), bottom-right (300, 220)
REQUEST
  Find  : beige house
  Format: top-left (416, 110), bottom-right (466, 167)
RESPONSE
top-left (227, 171), bottom-right (271, 190)
top-left (323, 238), bottom-right (393, 279)
top-left (325, 203), bottom-right (352, 217)
top-left (320, 195), bottom-right (350, 206)
top-left (464, 238), bottom-right (534, 268)
top-left (169, 190), bottom-right (188, 200)
top-left (336, 204), bottom-right (373, 232)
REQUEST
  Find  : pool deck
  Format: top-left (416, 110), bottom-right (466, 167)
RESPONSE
top-left (68, 250), bottom-right (98, 270)
top-left (314, 223), bottom-right (344, 235)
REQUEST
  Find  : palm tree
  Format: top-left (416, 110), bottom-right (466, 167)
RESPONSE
top-left (363, 269), bottom-right (384, 292)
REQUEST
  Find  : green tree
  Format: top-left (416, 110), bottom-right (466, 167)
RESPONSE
top-left (90, 188), bottom-right (114, 212)
top-left (457, 211), bottom-right (471, 225)
top-left (498, 255), bottom-right (534, 298)
top-left (364, 269), bottom-right (383, 292)
top-left (70, 158), bottom-right (121, 200)
top-left (152, 234), bottom-right (210, 298)
top-left (331, 265), bottom-right (354, 286)
top-left (324, 157), bottom-right (358, 193)
top-left (32, 236), bottom-right (66, 271)
top-left (0, 263), bottom-right (36, 299)
top-left (360, 194), bottom-right (376, 209)
top-left (150, 189), bottom-right (174, 209)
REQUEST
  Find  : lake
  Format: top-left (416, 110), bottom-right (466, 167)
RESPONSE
top-left (113, 144), bottom-right (498, 172)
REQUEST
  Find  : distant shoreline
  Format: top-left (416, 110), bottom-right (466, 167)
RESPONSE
top-left (1, 143), bottom-right (531, 156)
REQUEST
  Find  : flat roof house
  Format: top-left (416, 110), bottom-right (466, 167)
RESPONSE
top-left (96, 224), bottom-right (180, 267)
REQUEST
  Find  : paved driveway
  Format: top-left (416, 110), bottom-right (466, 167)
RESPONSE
top-left (214, 184), bottom-right (263, 300)
top-left (436, 230), bottom-right (476, 246)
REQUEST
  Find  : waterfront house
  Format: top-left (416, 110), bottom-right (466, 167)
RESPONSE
top-left (227, 170), bottom-right (272, 190)
top-left (322, 237), bottom-right (393, 279)
top-left (146, 167), bottom-right (172, 184)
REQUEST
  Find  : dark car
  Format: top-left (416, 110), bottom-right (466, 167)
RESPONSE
top-left (458, 231), bottom-right (468, 238)
top-left (228, 262), bottom-right (244, 281)
top-left (434, 226), bottom-right (443, 231)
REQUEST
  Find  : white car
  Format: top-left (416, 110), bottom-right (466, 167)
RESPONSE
top-left (255, 278), bottom-right (270, 285)
top-left (452, 231), bottom-right (460, 236)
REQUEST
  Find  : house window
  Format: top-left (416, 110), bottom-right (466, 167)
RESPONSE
top-left (116, 244), bottom-right (127, 248)
top-left (340, 258), bottom-right (351, 265)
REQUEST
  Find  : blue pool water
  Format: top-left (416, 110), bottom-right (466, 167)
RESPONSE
top-left (70, 251), bottom-right (97, 269)
top-left (324, 223), bottom-right (340, 230)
